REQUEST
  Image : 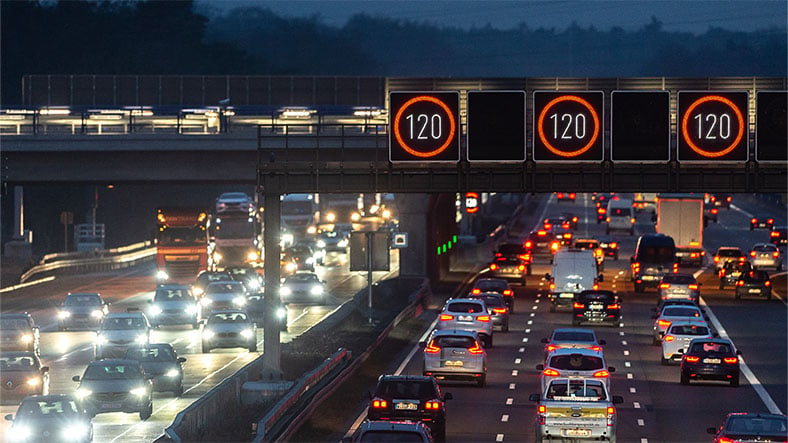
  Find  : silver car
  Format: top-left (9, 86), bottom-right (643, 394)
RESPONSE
top-left (280, 272), bottom-right (327, 305)
top-left (94, 312), bottom-right (151, 360)
top-left (73, 359), bottom-right (153, 420)
top-left (200, 281), bottom-right (249, 315)
top-left (748, 243), bottom-right (783, 271)
top-left (147, 284), bottom-right (200, 329)
top-left (657, 273), bottom-right (701, 306)
top-left (468, 293), bottom-right (510, 332)
top-left (57, 292), bottom-right (109, 331)
top-left (537, 347), bottom-right (614, 392)
top-left (436, 299), bottom-right (493, 348)
top-left (201, 309), bottom-right (257, 353)
top-left (661, 320), bottom-right (713, 365)
top-left (652, 304), bottom-right (704, 345)
top-left (422, 329), bottom-right (488, 387)
top-left (541, 328), bottom-right (606, 361)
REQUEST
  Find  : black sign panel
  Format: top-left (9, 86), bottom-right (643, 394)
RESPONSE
top-left (756, 91), bottom-right (788, 162)
top-left (678, 91), bottom-right (748, 162)
top-left (389, 91), bottom-right (460, 163)
top-left (467, 91), bottom-right (526, 162)
top-left (611, 91), bottom-right (670, 162)
top-left (533, 91), bottom-right (604, 161)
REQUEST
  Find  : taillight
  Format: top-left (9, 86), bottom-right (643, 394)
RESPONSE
top-left (537, 230), bottom-right (547, 236)
top-left (718, 438), bottom-right (736, 443)
top-left (605, 217), bottom-right (611, 223)
top-left (685, 356), bottom-right (700, 363)
top-left (593, 283), bottom-right (599, 290)
top-left (688, 284), bottom-right (699, 290)
top-left (632, 262), bottom-right (640, 272)
top-left (551, 242), bottom-right (560, 251)
top-left (714, 256), bottom-right (720, 263)
top-left (658, 319), bottom-right (671, 328)
top-left (607, 406), bottom-right (615, 426)
top-left (736, 280), bottom-right (744, 286)
top-left (572, 217), bottom-right (578, 222)
top-left (607, 303), bottom-right (620, 310)
top-left (723, 357), bottom-right (738, 364)
top-left (773, 251), bottom-right (780, 258)
top-left (598, 208), bottom-right (606, 214)
top-left (549, 283), bottom-right (555, 290)
top-left (569, 193), bottom-right (576, 199)
top-left (425, 340), bottom-right (440, 354)
top-left (726, 196), bottom-right (732, 202)
top-left (751, 218), bottom-right (758, 224)
top-left (546, 344), bottom-right (558, 352)
top-left (424, 400), bottom-right (441, 410)
top-left (557, 193), bottom-right (564, 199)
top-left (440, 314), bottom-right (454, 321)
top-left (493, 307), bottom-right (508, 314)
top-left (518, 264), bottom-right (525, 271)
top-left (489, 264), bottom-right (498, 271)
top-left (750, 251), bottom-right (757, 257)
top-left (589, 345), bottom-right (601, 351)
top-left (738, 256), bottom-right (746, 262)
top-left (660, 283), bottom-right (670, 289)
top-left (524, 241), bottom-right (533, 248)
top-left (518, 254), bottom-right (529, 261)
top-left (771, 231), bottom-right (780, 237)
top-left (371, 399), bottom-right (388, 409)
top-left (768, 218), bottom-right (774, 224)
top-left (593, 370), bottom-right (610, 378)
top-left (544, 223), bottom-right (552, 230)
top-left (503, 289), bottom-right (513, 296)
top-left (712, 208), bottom-right (718, 214)
top-left (664, 335), bottom-right (675, 342)
top-left (495, 252), bottom-right (502, 257)
top-left (468, 342), bottom-right (484, 354)
top-left (477, 315), bottom-right (490, 322)
top-left (673, 263), bottom-right (679, 273)
top-left (538, 405), bottom-right (546, 413)
top-left (542, 368), bottom-right (560, 376)
top-left (573, 302), bottom-right (585, 309)
top-left (630, 217), bottom-right (636, 224)
top-left (765, 281), bottom-right (771, 286)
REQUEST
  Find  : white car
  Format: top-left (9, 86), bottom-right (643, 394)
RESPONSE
top-left (661, 320), bottom-right (713, 365)
top-left (280, 272), bottom-right (327, 305)
top-left (436, 298), bottom-right (493, 348)
top-left (200, 281), bottom-right (248, 316)
top-left (201, 309), bottom-right (257, 353)
top-left (541, 328), bottom-right (606, 361)
top-left (537, 347), bottom-right (615, 392)
top-left (215, 192), bottom-right (254, 214)
top-left (422, 329), bottom-right (488, 387)
top-left (94, 312), bottom-right (151, 360)
top-left (748, 243), bottom-right (783, 271)
top-left (652, 304), bottom-right (705, 345)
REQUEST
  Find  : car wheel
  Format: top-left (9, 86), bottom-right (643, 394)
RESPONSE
top-left (605, 227), bottom-right (610, 235)
top-left (680, 372), bottom-right (690, 385)
top-left (139, 402), bottom-right (153, 420)
top-left (477, 374), bottom-right (486, 388)
top-left (521, 276), bottom-right (527, 286)
top-left (730, 375), bottom-right (740, 387)
top-left (435, 424), bottom-right (446, 442)
top-left (766, 291), bottom-right (772, 300)
top-left (485, 335), bottom-right (493, 348)
top-left (652, 336), bottom-right (661, 346)
top-left (549, 304), bottom-right (556, 313)
top-left (719, 281), bottom-right (725, 290)
top-left (734, 292), bottom-right (741, 300)
top-left (502, 323), bottom-right (509, 333)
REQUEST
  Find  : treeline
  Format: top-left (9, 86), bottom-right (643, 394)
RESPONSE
top-left (2, 0), bottom-right (785, 105)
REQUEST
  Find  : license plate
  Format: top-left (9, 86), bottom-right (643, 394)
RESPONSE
top-left (642, 275), bottom-right (656, 280)
top-left (590, 305), bottom-right (602, 310)
top-left (537, 242), bottom-right (547, 247)
top-left (703, 358), bottom-right (721, 364)
top-left (101, 403), bottom-right (121, 409)
top-left (458, 315), bottom-right (473, 321)
top-left (395, 402), bottom-right (418, 410)
top-left (444, 360), bottom-right (463, 367)
top-left (559, 293), bottom-right (574, 298)
top-left (749, 289), bottom-right (761, 293)
top-left (563, 429), bottom-right (591, 437)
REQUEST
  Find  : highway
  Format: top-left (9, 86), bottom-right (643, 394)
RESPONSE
top-left (0, 249), bottom-right (399, 442)
top-left (339, 193), bottom-right (787, 442)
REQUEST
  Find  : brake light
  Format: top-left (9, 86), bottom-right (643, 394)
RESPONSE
top-left (771, 231), bottom-right (780, 237)
top-left (673, 263), bottom-right (679, 273)
top-left (489, 264), bottom-right (498, 271)
top-left (607, 303), bottom-right (620, 310)
top-left (573, 302), bottom-right (585, 309)
top-left (593, 370), bottom-right (610, 378)
top-left (690, 253), bottom-right (699, 258)
top-left (595, 249), bottom-right (603, 257)
top-left (471, 288), bottom-right (481, 294)
top-left (518, 264), bottom-right (525, 271)
top-left (542, 368), bottom-right (560, 376)
top-left (685, 356), bottom-right (700, 363)
top-left (660, 283), bottom-right (670, 289)
top-left (714, 256), bottom-right (720, 263)
top-left (425, 340), bottom-right (440, 354)
top-left (424, 400), bottom-right (441, 410)
top-left (493, 307), bottom-right (508, 314)
top-left (726, 196), bottom-right (732, 202)
top-left (503, 289), bottom-right (513, 296)
top-left (711, 208), bottom-right (718, 214)
top-left (593, 283), bottom-right (599, 290)
top-left (538, 404), bottom-right (546, 414)
top-left (738, 256), bottom-right (746, 262)
top-left (518, 254), bottom-right (530, 261)
top-left (468, 342), bottom-right (484, 354)
top-left (750, 251), bottom-right (757, 257)
top-left (546, 344), bottom-right (558, 352)
top-left (718, 438), bottom-right (737, 443)
top-left (495, 252), bottom-right (502, 257)
top-left (736, 280), bottom-right (744, 286)
top-left (569, 193), bottom-right (576, 199)
top-left (477, 315), bottom-right (491, 322)
top-left (551, 242), bottom-right (560, 251)
top-left (658, 319), bottom-right (671, 328)
top-left (774, 251), bottom-right (780, 258)
top-left (723, 357), bottom-right (738, 364)
top-left (663, 335), bottom-right (675, 342)
top-left (630, 217), bottom-right (636, 224)
top-left (557, 193), bottom-right (564, 199)
top-left (440, 314), bottom-right (454, 321)
top-left (544, 223), bottom-right (552, 230)
top-left (572, 217), bottom-right (578, 222)
top-left (524, 240), bottom-right (533, 248)
top-left (537, 230), bottom-right (547, 236)
top-left (632, 262), bottom-right (640, 272)
top-left (751, 218), bottom-right (758, 224)
top-left (688, 284), bottom-right (699, 290)
top-left (765, 281), bottom-right (771, 286)
top-left (589, 346), bottom-right (601, 351)
top-left (371, 399), bottom-right (388, 408)
top-left (607, 406), bottom-right (615, 426)
top-left (605, 217), bottom-right (611, 223)
top-left (549, 283), bottom-right (555, 290)
top-left (768, 218), bottom-right (774, 224)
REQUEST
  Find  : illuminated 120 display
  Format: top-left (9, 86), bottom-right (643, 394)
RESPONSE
top-left (389, 92), bottom-right (460, 162)
top-left (678, 91), bottom-right (748, 162)
top-left (533, 91), bottom-right (604, 161)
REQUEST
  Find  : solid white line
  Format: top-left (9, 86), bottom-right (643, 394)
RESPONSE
top-left (641, 439), bottom-right (649, 443)
top-left (0, 275), bottom-right (56, 293)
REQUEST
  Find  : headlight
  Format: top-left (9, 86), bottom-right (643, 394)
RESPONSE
top-left (233, 296), bottom-right (247, 307)
top-left (285, 262), bottom-right (297, 273)
top-left (276, 307), bottom-right (287, 319)
top-left (26, 377), bottom-right (41, 387)
top-left (135, 334), bottom-right (148, 344)
top-left (247, 251), bottom-right (259, 261)
top-left (203, 330), bottom-right (215, 339)
top-left (240, 329), bottom-right (254, 338)
top-left (156, 270), bottom-right (169, 281)
top-left (326, 212), bottom-right (336, 222)
top-left (95, 335), bottom-right (107, 345)
top-left (213, 253), bottom-right (223, 263)
top-left (90, 309), bottom-right (104, 318)
top-left (200, 297), bottom-right (213, 307)
top-left (306, 257), bottom-right (314, 265)
top-left (280, 287), bottom-right (292, 296)
top-left (61, 424), bottom-right (90, 439)
top-left (76, 389), bottom-right (92, 399)
top-left (282, 233), bottom-right (294, 245)
top-left (351, 212), bottom-right (361, 221)
top-left (149, 306), bottom-right (163, 316)
top-left (165, 369), bottom-right (180, 378)
top-left (129, 387), bottom-right (148, 397)
top-left (337, 239), bottom-right (348, 248)
top-left (307, 226), bottom-right (317, 235)
top-left (58, 311), bottom-right (71, 319)
top-left (12, 425), bottom-right (31, 440)
top-left (382, 209), bottom-right (392, 219)
top-left (20, 334), bottom-right (33, 344)
top-left (246, 279), bottom-right (260, 289)
top-left (185, 305), bottom-right (198, 315)
top-left (316, 240), bottom-right (326, 248)
top-left (193, 287), bottom-right (204, 296)
top-left (310, 285), bottom-right (324, 295)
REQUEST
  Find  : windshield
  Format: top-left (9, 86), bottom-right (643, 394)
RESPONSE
top-left (155, 287), bottom-right (191, 302)
top-left (546, 379), bottom-right (607, 400)
top-left (286, 274), bottom-right (319, 284)
top-left (668, 324), bottom-right (709, 335)
top-left (662, 307), bottom-right (701, 318)
top-left (432, 335), bottom-right (476, 348)
top-left (497, 244), bottom-right (523, 255)
top-left (574, 241), bottom-right (598, 249)
top-left (208, 312), bottom-right (248, 323)
top-left (549, 354), bottom-right (604, 370)
top-left (197, 273), bottom-right (231, 286)
top-left (475, 280), bottom-right (507, 291)
top-left (553, 331), bottom-right (595, 342)
top-left (64, 294), bottom-right (101, 306)
top-left (726, 416), bottom-right (787, 434)
top-left (663, 275), bottom-right (696, 284)
top-left (102, 316), bottom-right (146, 330)
top-left (126, 346), bottom-right (175, 362)
top-left (157, 226), bottom-right (205, 247)
top-left (472, 295), bottom-right (504, 307)
top-left (206, 282), bottom-right (244, 294)
top-left (446, 302), bottom-right (484, 313)
top-left (83, 363), bottom-right (141, 380)
top-left (638, 245), bottom-right (674, 263)
top-left (214, 217), bottom-right (255, 238)
top-left (17, 399), bottom-right (80, 417)
top-left (0, 355), bottom-right (36, 370)
top-left (378, 381), bottom-right (434, 399)
top-left (579, 293), bottom-right (615, 303)
top-left (690, 342), bottom-right (733, 354)
top-left (282, 201), bottom-right (314, 216)
top-left (0, 319), bottom-right (29, 330)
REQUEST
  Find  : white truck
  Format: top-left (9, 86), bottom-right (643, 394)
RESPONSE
top-left (656, 194), bottom-right (704, 267)
top-left (545, 249), bottom-right (602, 312)
top-left (529, 378), bottom-right (623, 443)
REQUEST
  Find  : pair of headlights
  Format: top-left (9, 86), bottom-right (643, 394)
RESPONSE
top-left (95, 334), bottom-right (147, 345)
top-left (202, 329), bottom-right (254, 339)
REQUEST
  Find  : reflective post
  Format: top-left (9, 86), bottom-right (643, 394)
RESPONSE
top-left (367, 231), bottom-right (373, 324)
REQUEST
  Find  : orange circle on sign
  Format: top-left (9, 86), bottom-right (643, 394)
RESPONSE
top-left (681, 95), bottom-right (745, 158)
top-left (537, 95), bottom-right (600, 158)
top-left (393, 95), bottom-right (456, 158)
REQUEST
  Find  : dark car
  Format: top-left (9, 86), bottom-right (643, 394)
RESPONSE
top-left (4, 394), bottom-right (93, 443)
top-left (595, 235), bottom-right (620, 260)
top-left (283, 245), bottom-right (317, 271)
top-left (193, 270), bottom-right (232, 297)
top-left (560, 213), bottom-right (579, 230)
top-left (770, 226), bottom-right (787, 246)
top-left (524, 230), bottom-right (559, 262)
top-left (470, 278), bottom-right (515, 312)
top-left (72, 359), bottom-right (153, 420)
top-left (0, 351), bottom-right (49, 404)
top-left (345, 420), bottom-right (434, 443)
top-left (735, 270), bottom-right (773, 300)
top-left (57, 292), bottom-right (109, 331)
top-left (225, 266), bottom-right (263, 294)
top-left (631, 234), bottom-right (678, 293)
top-left (703, 203), bottom-right (719, 226)
top-left (595, 205), bottom-right (608, 224)
top-left (680, 338), bottom-right (740, 386)
top-left (708, 194), bottom-right (732, 209)
top-left (367, 375), bottom-right (452, 441)
top-left (0, 313), bottom-right (40, 356)
top-left (708, 413), bottom-right (787, 442)
top-left (468, 292), bottom-right (510, 332)
top-left (718, 259), bottom-right (751, 289)
top-left (751, 216), bottom-right (775, 231)
top-left (555, 192), bottom-right (576, 203)
top-left (487, 256), bottom-right (527, 286)
top-left (572, 290), bottom-right (621, 327)
top-left (494, 242), bottom-right (532, 275)
top-left (124, 343), bottom-right (186, 396)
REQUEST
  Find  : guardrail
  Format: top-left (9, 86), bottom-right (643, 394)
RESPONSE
top-left (19, 241), bottom-right (155, 283)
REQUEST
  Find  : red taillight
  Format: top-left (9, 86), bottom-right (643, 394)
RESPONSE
top-left (544, 223), bottom-right (552, 230)
top-left (372, 399), bottom-right (388, 409)
top-left (673, 263), bottom-right (679, 273)
top-left (477, 315), bottom-right (490, 322)
top-left (493, 307), bottom-right (508, 314)
top-left (557, 193), bottom-right (564, 199)
top-left (537, 230), bottom-right (547, 236)
top-left (630, 217), bottom-right (636, 224)
top-left (724, 357), bottom-right (738, 364)
top-left (518, 264), bottom-right (525, 271)
top-left (685, 356), bottom-right (700, 363)
top-left (524, 240), bottom-right (533, 248)
top-left (593, 283), bottom-right (599, 290)
top-left (751, 218), bottom-right (758, 224)
top-left (658, 319), bottom-right (671, 328)
top-left (774, 251), bottom-right (780, 258)
top-left (598, 208), bottom-right (606, 214)
top-left (711, 208), bottom-right (718, 214)
top-left (546, 344), bottom-right (558, 352)
top-left (736, 280), bottom-right (745, 286)
top-left (714, 256), bottom-right (720, 263)
top-left (538, 405), bottom-right (546, 413)
top-left (688, 284), bottom-right (699, 290)
top-left (660, 283), bottom-right (670, 289)
top-left (573, 302), bottom-right (585, 309)
top-left (572, 217), bottom-right (578, 222)
top-left (593, 370), bottom-right (610, 378)
top-left (489, 264), bottom-right (498, 271)
top-left (471, 288), bottom-right (481, 294)
top-left (563, 233), bottom-right (572, 240)
top-left (750, 251), bottom-right (757, 257)
top-left (765, 280), bottom-right (771, 286)
top-left (771, 231), bottom-right (780, 237)
top-left (425, 340), bottom-right (440, 354)
top-left (738, 256), bottom-right (746, 262)
top-left (503, 289), bottom-right (513, 296)
top-left (605, 217), bottom-right (611, 223)
top-left (569, 193), bottom-right (576, 199)
top-left (468, 342), bottom-right (484, 354)
top-left (632, 262), bottom-right (640, 272)
top-left (440, 314), bottom-right (454, 321)
top-left (542, 368), bottom-right (560, 376)
top-left (518, 254), bottom-right (530, 261)
top-left (664, 335), bottom-right (675, 342)
top-left (549, 283), bottom-right (555, 290)
top-left (495, 252), bottom-right (502, 257)
top-left (424, 400), bottom-right (441, 410)
top-left (768, 218), bottom-right (774, 224)
top-left (589, 346), bottom-right (601, 351)
top-left (607, 303), bottom-right (620, 310)
top-left (551, 242), bottom-right (560, 251)
top-left (718, 438), bottom-right (736, 443)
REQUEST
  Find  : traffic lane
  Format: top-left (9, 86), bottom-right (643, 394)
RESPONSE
top-left (729, 194), bottom-right (788, 226)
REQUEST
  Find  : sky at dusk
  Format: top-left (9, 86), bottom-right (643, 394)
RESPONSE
top-left (196, 0), bottom-right (788, 34)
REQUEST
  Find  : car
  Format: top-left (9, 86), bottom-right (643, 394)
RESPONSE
top-left (4, 394), bottom-right (93, 443)
top-left (572, 238), bottom-right (605, 271)
top-left (147, 284), bottom-right (200, 329)
top-left (72, 359), bottom-right (153, 420)
top-left (735, 270), bottom-right (773, 300)
top-left (345, 420), bottom-right (434, 443)
top-left (595, 205), bottom-right (607, 224)
top-left (657, 273), bottom-right (701, 306)
top-left (192, 270), bottom-right (232, 297)
top-left (555, 192), bottom-right (576, 203)
top-left (124, 343), bottom-right (186, 396)
top-left (283, 245), bottom-right (317, 271)
top-left (652, 304), bottom-right (705, 345)
top-left (708, 193), bottom-right (732, 209)
top-left (552, 226), bottom-right (574, 247)
top-left (536, 347), bottom-right (615, 392)
top-left (707, 413), bottom-right (787, 442)
top-left (631, 234), bottom-right (678, 293)
top-left (750, 215), bottom-right (775, 230)
top-left (770, 226), bottom-right (787, 246)
top-left (57, 292), bottom-right (109, 331)
top-left (718, 259), bottom-right (751, 289)
top-left (200, 281), bottom-right (249, 315)
top-left (748, 243), bottom-right (783, 271)
top-left (470, 278), bottom-right (515, 311)
top-left (541, 328), bottom-right (606, 361)
top-left (486, 256), bottom-right (527, 286)
top-left (94, 311), bottom-right (151, 360)
top-left (660, 320), bottom-right (714, 365)
top-left (422, 329), bottom-right (488, 387)
top-left (592, 192), bottom-right (613, 207)
top-left (493, 242), bottom-right (532, 276)
top-left (0, 351), bottom-right (49, 404)
top-left (366, 375), bottom-right (452, 441)
top-left (524, 230), bottom-right (560, 262)
top-left (467, 292), bottom-right (510, 332)
top-left (703, 203), bottom-right (719, 226)
top-left (215, 192), bottom-right (254, 214)
top-left (559, 213), bottom-right (579, 230)
top-left (572, 290), bottom-right (620, 327)
top-left (0, 313), bottom-right (40, 356)
top-left (542, 217), bottom-right (567, 232)
top-left (595, 235), bottom-right (619, 260)
top-left (201, 309), bottom-right (257, 353)
top-left (681, 338), bottom-right (741, 386)
top-left (713, 246), bottom-right (746, 272)
top-left (316, 230), bottom-right (349, 253)
top-left (280, 272), bottom-right (327, 305)
top-left (436, 298), bottom-right (493, 348)
top-left (295, 239), bottom-right (327, 266)
top-left (225, 266), bottom-right (263, 294)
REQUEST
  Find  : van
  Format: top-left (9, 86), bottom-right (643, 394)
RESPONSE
top-left (545, 249), bottom-right (602, 312)
top-left (631, 234), bottom-right (677, 293)
top-left (606, 198), bottom-right (635, 235)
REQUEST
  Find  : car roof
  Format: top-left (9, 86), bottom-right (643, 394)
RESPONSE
top-left (87, 358), bottom-right (141, 366)
top-left (547, 347), bottom-right (603, 357)
top-left (431, 329), bottom-right (479, 338)
top-left (208, 309), bottom-right (249, 315)
top-left (379, 374), bottom-right (434, 383)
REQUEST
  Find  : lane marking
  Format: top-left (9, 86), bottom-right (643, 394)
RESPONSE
top-left (633, 401), bottom-right (641, 409)
top-left (619, 331), bottom-right (625, 336)
top-left (505, 398), bottom-right (513, 405)
top-left (522, 338), bottom-right (528, 343)
top-left (629, 387), bottom-right (637, 393)
top-left (514, 358), bottom-right (521, 365)
top-left (622, 340), bottom-right (628, 346)
top-left (623, 350), bottom-right (630, 356)
top-left (501, 414), bottom-right (509, 422)
top-left (637, 419), bottom-right (645, 427)
top-left (509, 383), bottom-right (516, 390)
top-left (518, 347), bottom-right (525, 353)
top-left (527, 320), bottom-right (533, 325)
top-left (625, 362), bottom-right (631, 367)
top-left (525, 329), bottom-right (531, 334)
top-left (496, 434), bottom-right (504, 442)
top-left (511, 370), bottom-right (518, 376)
top-left (627, 373), bottom-right (633, 379)
top-left (529, 313), bottom-right (535, 317)
top-left (532, 305), bottom-right (538, 310)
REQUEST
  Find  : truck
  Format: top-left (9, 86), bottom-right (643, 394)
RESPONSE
top-left (656, 194), bottom-right (705, 267)
top-left (155, 208), bottom-right (209, 281)
top-left (208, 213), bottom-right (261, 269)
top-left (529, 377), bottom-right (623, 443)
top-left (319, 193), bottom-right (362, 226)
top-left (281, 193), bottom-right (319, 241)
top-left (545, 249), bottom-right (602, 312)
